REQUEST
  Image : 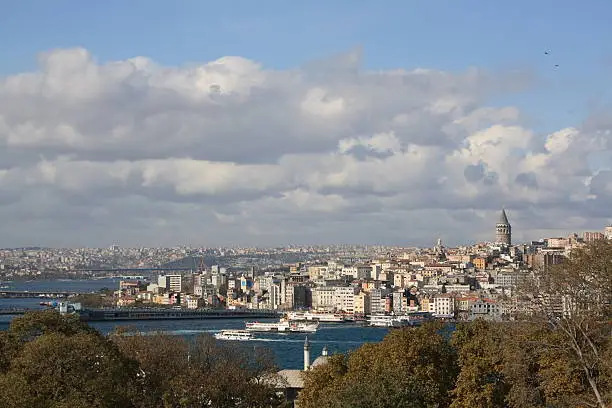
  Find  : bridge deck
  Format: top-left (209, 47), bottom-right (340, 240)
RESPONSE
top-left (0, 307), bottom-right (281, 321)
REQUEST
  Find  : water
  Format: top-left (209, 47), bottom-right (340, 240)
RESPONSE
top-left (0, 279), bottom-right (389, 369)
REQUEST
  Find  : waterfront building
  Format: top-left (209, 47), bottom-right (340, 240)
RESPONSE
top-left (311, 287), bottom-right (335, 311)
top-left (353, 291), bottom-right (369, 315)
top-left (334, 286), bottom-right (358, 314)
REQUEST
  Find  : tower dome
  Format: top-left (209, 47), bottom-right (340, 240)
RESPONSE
top-left (495, 209), bottom-right (511, 245)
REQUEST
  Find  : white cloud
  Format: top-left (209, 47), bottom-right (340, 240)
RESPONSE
top-left (0, 47), bottom-right (610, 247)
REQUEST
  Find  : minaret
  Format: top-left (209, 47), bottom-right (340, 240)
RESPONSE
top-left (496, 209), bottom-right (512, 245)
top-left (303, 337), bottom-right (311, 371)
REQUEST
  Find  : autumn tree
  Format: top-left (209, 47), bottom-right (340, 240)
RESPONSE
top-left (299, 322), bottom-right (458, 408)
top-left (450, 320), bottom-right (511, 408)
top-left (518, 240), bottom-right (612, 407)
top-left (0, 331), bottom-right (139, 408)
top-left (8, 308), bottom-right (96, 342)
top-left (112, 330), bottom-right (283, 408)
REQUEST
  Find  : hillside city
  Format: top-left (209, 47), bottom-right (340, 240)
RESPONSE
top-left (2, 210), bottom-right (611, 322)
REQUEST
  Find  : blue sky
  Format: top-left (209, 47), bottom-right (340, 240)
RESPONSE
top-left (0, 1), bottom-right (611, 246)
top-left (1, 1), bottom-right (611, 131)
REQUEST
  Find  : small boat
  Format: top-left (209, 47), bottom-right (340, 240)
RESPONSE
top-left (214, 330), bottom-right (254, 341)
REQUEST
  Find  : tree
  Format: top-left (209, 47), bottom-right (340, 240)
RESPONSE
top-left (112, 331), bottom-right (190, 407)
top-left (518, 240), bottom-right (612, 408)
top-left (8, 309), bottom-right (95, 343)
top-left (298, 354), bottom-right (348, 408)
top-left (0, 311), bottom-right (285, 407)
top-left (450, 320), bottom-right (510, 408)
top-left (0, 332), bottom-right (139, 408)
top-left (299, 322), bottom-right (458, 408)
top-left (112, 331), bottom-right (282, 408)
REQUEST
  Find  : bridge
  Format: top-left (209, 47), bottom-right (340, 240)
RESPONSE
top-left (0, 307), bottom-right (282, 321)
top-left (0, 290), bottom-right (78, 299)
top-left (69, 267), bottom-right (194, 273)
top-left (0, 308), bottom-right (30, 315)
top-left (80, 308), bottom-right (281, 322)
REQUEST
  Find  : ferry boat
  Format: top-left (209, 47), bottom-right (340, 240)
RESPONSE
top-left (367, 312), bottom-right (433, 328)
top-left (286, 311), bottom-right (348, 323)
top-left (214, 330), bottom-right (254, 341)
top-left (367, 314), bottom-right (397, 327)
top-left (245, 319), bottom-right (319, 333)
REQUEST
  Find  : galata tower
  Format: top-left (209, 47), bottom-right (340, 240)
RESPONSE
top-left (495, 209), bottom-right (511, 245)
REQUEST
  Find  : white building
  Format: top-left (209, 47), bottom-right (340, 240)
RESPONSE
top-left (432, 294), bottom-right (455, 317)
top-left (184, 295), bottom-right (200, 309)
top-left (158, 274), bottom-right (182, 292)
top-left (312, 287), bottom-right (336, 311)
top-left (369, 288), bottom-right (389, 315)
top-left (334, 286), bottom-right (358, 313)
top-left (469, 299), bottom-right (502, 321)
top-left (605, 225), bottom-right (612, 240)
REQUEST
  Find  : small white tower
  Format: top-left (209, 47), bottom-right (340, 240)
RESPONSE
top-left (303, 336), bottom-right (311, 371)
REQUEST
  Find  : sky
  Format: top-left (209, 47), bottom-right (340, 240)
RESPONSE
top-left (0, 1), bottom-right (611, 248)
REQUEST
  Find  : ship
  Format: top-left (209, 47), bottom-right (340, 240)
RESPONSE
top-left (245, 319), bottom-right (319, 333)
top-left (214, 330), bottom-right (254, 341)
top-left (286, 311), bottom-right (348, 323)
top-left (367, 312), bottom-right (434, 328)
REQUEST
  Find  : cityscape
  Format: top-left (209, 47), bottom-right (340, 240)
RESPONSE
top-left (2, 210), bottom-right (610, 323)
top-left (1, 2), bottom-right (611, 407)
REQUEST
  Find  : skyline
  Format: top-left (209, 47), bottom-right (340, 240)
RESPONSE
top-left (1, 2), bottom-right (612, 247)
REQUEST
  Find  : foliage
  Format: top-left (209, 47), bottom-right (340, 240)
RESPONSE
top-left (518, 240), bottom-right (612, 407)
top-left (112, 329), bottom-right (283, 408)
top-left (299, 322), bottom-right (458, 408)
top-left (0, 311), bottom-right (284, 408)
top-left (70, 293), bottom-right (116, 308)
top-left (9, 308), bottom-right (96, 342)
top-left (450, 320), bottom-right (510, 408)
top-left (0, 331), bottom-right (138, 408)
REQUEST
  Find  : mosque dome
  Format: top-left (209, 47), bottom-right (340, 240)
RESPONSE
top-left (311, 346), bottom-right (330, 368)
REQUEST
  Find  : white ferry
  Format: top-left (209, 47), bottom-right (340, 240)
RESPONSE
top-left (245, 319), bottom-right (319, 333)
top-left (287, 311), bottom-right (348, 323)
top-left (367, 312), bottom-right (434, 328)
top-left (214, 330), bottom-right (254, 341)
top-left (367, 314), bottom-right (397, 327)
